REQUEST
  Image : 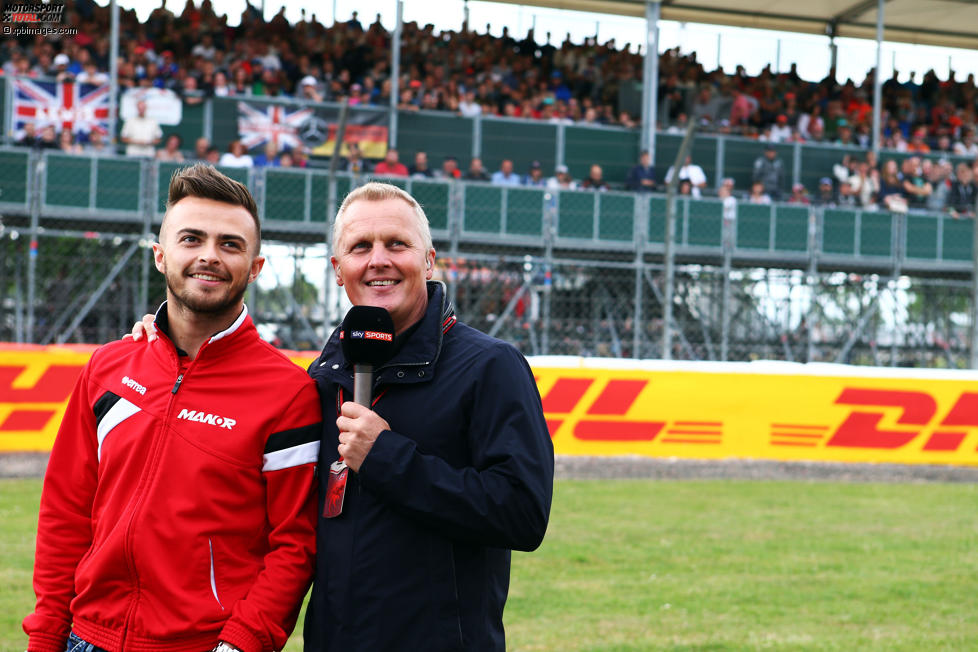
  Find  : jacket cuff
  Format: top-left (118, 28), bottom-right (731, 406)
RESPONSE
top-left (218, 620), bottom-right (267, 652)
top-left (27, 632), bottom-right (68, 652)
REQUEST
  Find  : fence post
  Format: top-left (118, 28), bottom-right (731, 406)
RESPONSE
top-left (806, 206), bottom-right (820, 363)
top-left (662, 117), bottom-right (697, 359)
top-left (633, 193), bottom-right (647, 359)
top-left (139, 158), bottom-right (156, 316)
top-left (448, 181), bottom-right (463, 309)
top-left (26, 150), bottom-right (43, 343)
top-left (720, 195), bottom-right (736, 360)
top-left (970, 206), bottom-right (978, 369)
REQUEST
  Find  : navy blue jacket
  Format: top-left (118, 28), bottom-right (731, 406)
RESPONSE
top-left (304, 282), bottom-right (554, 651)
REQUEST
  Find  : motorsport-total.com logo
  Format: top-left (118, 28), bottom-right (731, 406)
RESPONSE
top-left (3, 1), bottom-right (78, 37)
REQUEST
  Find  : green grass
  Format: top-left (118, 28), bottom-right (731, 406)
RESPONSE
top-left (4, 478), bottom-right (978, 651)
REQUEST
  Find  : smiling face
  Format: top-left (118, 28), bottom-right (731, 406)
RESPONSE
top-left (154, 196), bottom-right (263, 321)
top-left (332, 197), bottom-right (434, 334)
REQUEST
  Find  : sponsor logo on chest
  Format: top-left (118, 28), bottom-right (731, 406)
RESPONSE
top-left (122, 375), bottom-right (147, 395)
top-left (177, 408), bottom-right (237, 430)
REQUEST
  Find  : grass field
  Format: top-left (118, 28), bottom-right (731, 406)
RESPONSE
top-left (3, 477), bottom-right (977, 651)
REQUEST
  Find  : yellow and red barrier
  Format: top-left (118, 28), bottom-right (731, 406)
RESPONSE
top-left (2, 345), bottom-right (977, 466)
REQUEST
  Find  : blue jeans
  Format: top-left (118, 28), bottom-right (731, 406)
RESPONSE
top-left (65, 632), bottom-right (108, 652)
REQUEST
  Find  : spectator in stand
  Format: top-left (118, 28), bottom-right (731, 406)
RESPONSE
top-left (901, 156), bottom-right (932, 209)
top-left (768, 115), bottom-right (793, 143)
top-left (579, 164), bottom-right (609, 191)
top-left (219, 140), bottom-right (255, 168)
top-left (298, 75), bottom-right (324, 102)
top-left (835, 120), bottom-right (856, 146)
top-left (52, 53), bottom-right (73, 82)
top-left (678, 179), bottom-right (694, 196)
top-left (212, 71), bottom-right (233, 97)
top-left (458, 90), bottom-right (482, 118)
top-left (752, 145), bottom-right (785, 201)
top-left (848, 160), bottom-right (879, 208)
top-left (16, 123), bottom-right (38, 148)
top-left (121, 100), bottom-right (162, 158)
top-left (373, 148), bottom-right (409, 176)
top-left (190, 138), bottom-right (209, 161)
top-left (547, 164), bottom-right (577, 190)
top-left (925, 159), bottom-right (952, 213)
top-left (664, 155), bottom-right (707, 198)
top-left (728, 89), bottom-right (755, 129)
top-left (465, 157), bottom-right (490, 181)
top-left (435, 156), bottom-right (462, 180)
top-left (290, 146), bottom-right (309, 169)
top-left (747, 181), bottom-right (772, 204)
top-left (878, 159), bottom-right (908, 212)
top-left (341, 142), bottom-right (367, 176)
top-left (797, 105), bottom-right (824, 141)
top-left (58, 129), bottom-right (83, 155)
top-left (812, 178), bottom-right (836, 206)
top-left (491, 159), bottom-right (522, 186)
top-left (523, 161), bottom-right (546, 187)
top-left (84, 130), bottom-right (111, 156)
top-left (948, 162), bottom-right (977, 217)
top-left (409, 151), bottom-right (433, 178)
top-left (788, 182), bottom-right (810, 205)
top-left (252, 141), bottom-right (280, 167)
top-left (204, 146), bottom-right (221, 165)
top-left (180, 76), bottom-right (205, 106)
top-left (156, 134), bottom-right (185, 162)
top-left (625, 150), bottom-right (656, 192)
top-left (690, 84), bottom-right (721, 125)
top-left (953, 129), bottom-right (978, 157)
top-left (836, 179), bottom-right (857, 207)
top-left (76, 60), bottom-right (108, 86)
top-left (36, 125), bottom-right (60, 150)
top-left (906, 126), bottom-right (931, 153)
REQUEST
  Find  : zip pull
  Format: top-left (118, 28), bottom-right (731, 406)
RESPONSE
top-left (171, 373), bottom-right (184, 394)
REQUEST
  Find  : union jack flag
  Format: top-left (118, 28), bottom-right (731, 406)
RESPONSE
top-left (237, 102), bottom-right (314, 150)
top-left (11, 77), bottom-right (110, 135)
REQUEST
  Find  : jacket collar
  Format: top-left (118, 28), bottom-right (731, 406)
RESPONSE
top-left (318, 281), bottom-right (455, 383)
top-left (153, 301), bottom-right (253, 359)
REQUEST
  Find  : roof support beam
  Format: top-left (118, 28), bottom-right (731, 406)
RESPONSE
top-left (871, 0), bottom-right (884, 157)
top-left (640, 0), bottom-right (661, 163)
top-left (831, 0), bottom-right (884, 25)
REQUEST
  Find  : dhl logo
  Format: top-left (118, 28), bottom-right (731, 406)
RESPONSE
top-left (0, 363), bottom-right (84, 437)
top-left (538, 376), bottom-right (723, 444)
top-left (2, 353), bottom-right (977, 466)
top-left (538, 373), bottom-right (978, 456)
top-left (771, 388), bottom-right (978, 452)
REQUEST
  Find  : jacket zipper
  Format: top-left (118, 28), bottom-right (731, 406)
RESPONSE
top-left (120, 349), bottom-right (194, 648)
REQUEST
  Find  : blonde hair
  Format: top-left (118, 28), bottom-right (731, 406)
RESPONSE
top-left (332, 182), bottom-right (433, 254)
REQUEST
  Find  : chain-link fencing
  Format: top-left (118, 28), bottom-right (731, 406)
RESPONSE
top-left (1, 150), bottom-right (975, 368)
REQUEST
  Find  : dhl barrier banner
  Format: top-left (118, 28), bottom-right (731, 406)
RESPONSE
top-left (3, 345), bottom-right (978, 467)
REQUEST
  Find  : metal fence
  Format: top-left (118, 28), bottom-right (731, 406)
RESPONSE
top-left (6, 76), bottom-right (978, 194)
top-left (1, 149), bottom-right (975, 368)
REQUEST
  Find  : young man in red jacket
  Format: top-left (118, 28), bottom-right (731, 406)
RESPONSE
top-left (24, 164), bottom-right (322, 652)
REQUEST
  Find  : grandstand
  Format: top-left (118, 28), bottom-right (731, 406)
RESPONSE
top-left (0, 0), bottom-right (976, 367)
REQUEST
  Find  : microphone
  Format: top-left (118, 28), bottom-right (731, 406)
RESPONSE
top-left (340, 306), bottom-right (396, 407)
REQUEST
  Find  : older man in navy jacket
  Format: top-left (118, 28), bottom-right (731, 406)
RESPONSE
top-left (304, 182), bottom-right (554, 651)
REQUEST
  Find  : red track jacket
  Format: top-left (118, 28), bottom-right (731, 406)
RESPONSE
top-left (24, 307), bottom-right (322, 652)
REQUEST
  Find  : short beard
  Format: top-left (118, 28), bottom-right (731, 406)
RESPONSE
top-left (166, 274), bottom-right (248, 316)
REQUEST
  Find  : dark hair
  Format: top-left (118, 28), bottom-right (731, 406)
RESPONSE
top-left (165, 163), bottom-right (261, 251)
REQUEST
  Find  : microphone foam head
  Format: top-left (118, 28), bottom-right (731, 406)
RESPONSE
top-left (340, 305), bottom-right (396, 366)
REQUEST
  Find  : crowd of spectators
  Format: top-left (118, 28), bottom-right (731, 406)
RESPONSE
top-left (3, 0), bottom-right (977, 140)
top-left (3, 0), bottom-right (978, 215)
